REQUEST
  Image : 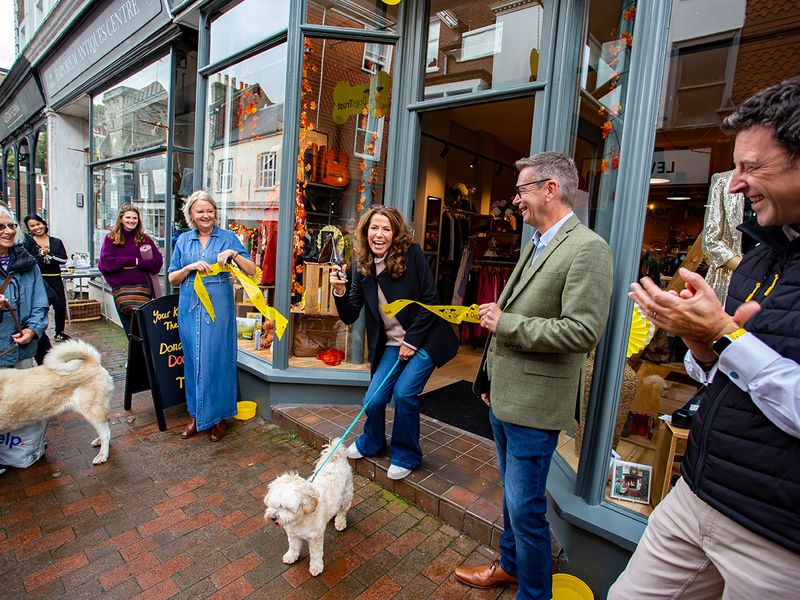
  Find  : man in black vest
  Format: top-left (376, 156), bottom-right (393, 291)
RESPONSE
top-left (612, 78), bottom-right (800, 598)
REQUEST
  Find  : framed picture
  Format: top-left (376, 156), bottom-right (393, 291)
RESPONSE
top-left (610, 459), bottom-right (652, 505)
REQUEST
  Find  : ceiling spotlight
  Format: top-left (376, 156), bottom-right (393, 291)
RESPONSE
top-left (495, 164), bottom-right (503, 176)
top-left (650, 177), bottom-right (670, 185)
top-left (470, 155), bottom-right (480, 168)
top-left (666, 193), bottom-right (691, 201)
top-left (439, 144), bottom-right (450, 158)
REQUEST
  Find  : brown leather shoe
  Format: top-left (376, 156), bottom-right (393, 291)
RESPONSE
top-left (454, 560), bottom-right (518, 589)
top-left (210, 421), bottom-right (226, 442)
top-left (180, 418), bottom-right (197, 439)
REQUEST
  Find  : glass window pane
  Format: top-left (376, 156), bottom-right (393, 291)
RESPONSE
top-left (92, 154), bottom-right (168, 264)
top-left (290, 37), bottom-right (394, 371)
top-left (174, 49), bottom-right (198, 149)
top-left (4, 150), bottom-right (16, 208)
top-left (209, 0), bottom-right (289, 64)
top-left (424, 0), bottom-right (546, 99)
top-left (306, 0), bottom-right (397, 32)
top-left (92, 56), bottom-right (170, 162)
top-left (560, 0), bottom-right (637, 483)
top-left (203, 45), bottom-right (287, 363)
top-left (34, 129), bottom-right (48, 221)
top-left (18, 142), bottom-right (29, 216)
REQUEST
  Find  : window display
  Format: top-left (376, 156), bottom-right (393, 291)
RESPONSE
top-left (560, 0), bottom-right (800, 518)
top-left (288, 37), bottom-right (394, 371)
top-left (203, 44), bottom-right (287, 363)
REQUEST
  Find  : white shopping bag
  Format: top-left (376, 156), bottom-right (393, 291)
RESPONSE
top-left (0, 420), bottom-right (47, 469)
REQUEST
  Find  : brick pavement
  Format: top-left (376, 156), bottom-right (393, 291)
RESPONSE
top-left (0, 319), bottom-right (515, 599)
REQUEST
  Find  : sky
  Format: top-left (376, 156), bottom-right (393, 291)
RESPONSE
top-left (0, 1), bottom-right (15, 71)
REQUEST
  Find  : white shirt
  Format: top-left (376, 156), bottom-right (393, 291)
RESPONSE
top-left (685, 225), bottom-right (800, 438)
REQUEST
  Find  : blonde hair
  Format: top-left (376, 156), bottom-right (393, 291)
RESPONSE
top-left (183, 190), bottom-right (218, 230)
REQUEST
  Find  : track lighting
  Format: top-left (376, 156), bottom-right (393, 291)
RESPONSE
top-left (439, 144), bottom-right (450, 158)
top-left (495, 164), bottom-right (503, 176)
top-left (469, 155), bottom-right (479, 168)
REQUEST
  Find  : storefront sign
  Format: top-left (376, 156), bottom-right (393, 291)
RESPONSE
top-left (124, 294), bottom-right (185, 432)
top-left (650, 148), bottom-right (711, 185)
top-left (0, 78), bottom-right (46, 143)
top-left (332, 70), bottom-right (391, 125)
top-left (40, 0), bottom-right (165, 105)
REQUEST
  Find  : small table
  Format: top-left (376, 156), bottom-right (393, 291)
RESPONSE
top-left (61, 269), bottom-right (103, 323)
top-left (651, 421), bottom-right (690, 506)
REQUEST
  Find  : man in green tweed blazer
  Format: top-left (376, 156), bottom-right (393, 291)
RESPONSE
top-left (455, 153), bottom-right (613, 600)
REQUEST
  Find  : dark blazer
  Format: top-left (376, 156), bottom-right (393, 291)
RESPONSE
top-left (334, 243), bottom-right (458, 375)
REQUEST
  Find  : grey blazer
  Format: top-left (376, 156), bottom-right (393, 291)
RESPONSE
top-left (474, 215), bottom-right (614, 431)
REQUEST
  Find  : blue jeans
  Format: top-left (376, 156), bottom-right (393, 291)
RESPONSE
top-left (490, 408), bottom-right (559, 600)
top-left (355, 346), bottom-right (435, 470)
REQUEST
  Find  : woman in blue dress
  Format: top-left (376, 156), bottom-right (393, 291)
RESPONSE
top-left (168, 191), bottom-right (256, 442)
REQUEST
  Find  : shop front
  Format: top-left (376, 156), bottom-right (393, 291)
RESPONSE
top-left (4, 0), bottom-right (799, 593)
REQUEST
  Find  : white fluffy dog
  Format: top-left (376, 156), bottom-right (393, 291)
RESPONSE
top-left (264, 438), bottom-right (354, 575)
top-left (0, 340), bottom-right (113, 465)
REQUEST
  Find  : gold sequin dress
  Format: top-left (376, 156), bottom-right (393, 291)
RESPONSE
top-left (702, 171), bottom-right (744, 303)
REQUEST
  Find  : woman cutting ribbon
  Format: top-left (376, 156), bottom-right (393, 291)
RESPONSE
top-left (168, 191), bottom-right (256, 442)
top-left (329, 205), bottom-right (457, 480)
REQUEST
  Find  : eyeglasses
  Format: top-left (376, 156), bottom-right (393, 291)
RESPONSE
top-left (0, 223), bottom-right (19, 231)
top-left (514, 178), bottom-right (551, 197)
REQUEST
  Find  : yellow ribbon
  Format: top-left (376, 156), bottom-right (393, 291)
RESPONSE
top-left (194, 263), bottom-right (288, 340)
top-left (381, 299), bottom-right (481, 324)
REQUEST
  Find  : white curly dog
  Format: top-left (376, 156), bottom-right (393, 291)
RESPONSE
top-left (264, 438), bottom-right (354, 575)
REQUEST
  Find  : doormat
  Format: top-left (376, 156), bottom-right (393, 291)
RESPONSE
top-left (418, 380), bottom-right (493, 441)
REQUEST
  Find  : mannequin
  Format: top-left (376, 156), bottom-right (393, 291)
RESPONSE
top-left (701, 170), bottom-right (744, 302)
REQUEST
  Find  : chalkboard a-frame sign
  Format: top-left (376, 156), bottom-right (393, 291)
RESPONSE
top-left (124, 294), bottom-right (186, 431)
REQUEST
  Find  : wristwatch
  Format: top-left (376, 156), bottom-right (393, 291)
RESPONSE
top-left (712, 328), bottom-right (747, 357)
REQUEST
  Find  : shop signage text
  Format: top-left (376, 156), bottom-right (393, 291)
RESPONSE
top-left (332, 71), bottom-right (391, 125)
top-left (650, 148), bottom-right (711, 185)
top-left (41, 0), bottom-right (162, 99)
top-left (0, 78), bottom-right (46, 143)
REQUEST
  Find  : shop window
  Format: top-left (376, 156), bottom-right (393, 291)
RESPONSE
top-left (92, 56), bottom-right (170, 162)
top-left (34, 128), bottom-right (48, 220)
top-left (257, 152), bottom-right (278, 189)
top-left (203, 44), bottom-right (287, 363)
top-left (216, 158), bottom-right (234, 192)
top-left (424, 0), bottom-right (546, 98)
top-left (92, 154), bottom-right (168, 264)
top-left (306, 0), bottom-right (398, 32)
top-left (562, 0), bottom-right (637, 491)
top-left (289, 37), bottom-right (394, 371)
top-left (209, 0), bottom-right (289, 65)
top-left (570, 0), bottom-right (800, 518)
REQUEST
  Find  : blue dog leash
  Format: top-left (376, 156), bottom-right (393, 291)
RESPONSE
top-left (309, 349), bottom-right (428, 482)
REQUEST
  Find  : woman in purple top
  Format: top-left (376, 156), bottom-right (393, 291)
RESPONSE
top-left (97, 204), bottom-right (163, 335)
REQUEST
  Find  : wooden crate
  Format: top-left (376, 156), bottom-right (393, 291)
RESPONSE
top-left (69, 299), bottom-right (102, 322)
top-left (302, 262), bottom-right (337, 316)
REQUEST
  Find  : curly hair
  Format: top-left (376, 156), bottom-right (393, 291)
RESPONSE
top-left (353, 206), bottom-right (414, 279)
top-left (108, 204), bottom-right (146, 247)
top-left (722, 77), bottom-right (800, 162)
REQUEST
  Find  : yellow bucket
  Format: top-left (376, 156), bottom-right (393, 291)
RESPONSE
top-left (552, 574), bottom-right (593, 600)
top-left (235, 401), bottom-right (257, 420)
